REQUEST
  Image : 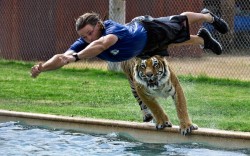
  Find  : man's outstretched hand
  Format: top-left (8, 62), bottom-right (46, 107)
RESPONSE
top-left (30, 54), bottom-right (76, 78)
top-left (30, 62), bottom-right (43, 78)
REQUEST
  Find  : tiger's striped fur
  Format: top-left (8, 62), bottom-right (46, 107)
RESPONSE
top-left (121, 59), bottom-right (153, 122)
top-left (121, 55), bottom-right (198, 135)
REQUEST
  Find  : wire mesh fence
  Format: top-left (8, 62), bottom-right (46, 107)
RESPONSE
top-left (0, 0), bottom-right (249, 81)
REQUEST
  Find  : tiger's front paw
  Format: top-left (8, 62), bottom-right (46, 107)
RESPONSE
top-left (156, 121), bottom-right (172, 130)
top-left (179, 124), bottom-right (198, 136)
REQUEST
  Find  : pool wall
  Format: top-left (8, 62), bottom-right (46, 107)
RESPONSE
top-left (0, 110), bottom-right (249, 149)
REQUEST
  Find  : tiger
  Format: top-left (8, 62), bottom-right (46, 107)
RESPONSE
top-left (121, 55), bottom-right (198, 135)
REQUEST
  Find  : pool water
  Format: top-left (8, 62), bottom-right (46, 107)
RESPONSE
top-left (0, 121), bottom-right (249, 156)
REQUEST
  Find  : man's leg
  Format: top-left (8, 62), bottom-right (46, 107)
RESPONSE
top-left (180, 12), bottom-right (213, 25)
top-left (169, 28), bottom-right (223, 55)
top-left (168, 35), bottom-right (203, 48)
top-left (168, 9), bottom-right (228, 55)
top-left (180, 9), bottom-right (229, 34)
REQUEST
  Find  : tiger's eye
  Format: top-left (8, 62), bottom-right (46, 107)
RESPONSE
top-left (152, 58), bottom-right (159, 67)
top-left (140, 64), bottom-right (146, 69)
top-left (158, 71), bottom-right (163, 75)
top-left (154, 62), bottom-right (158, 67)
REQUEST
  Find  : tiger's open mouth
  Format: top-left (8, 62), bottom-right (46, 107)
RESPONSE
top-left (147, 79), bottom-right (158, 88)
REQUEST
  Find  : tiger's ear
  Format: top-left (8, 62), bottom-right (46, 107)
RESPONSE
top-left (154, 55), bottom-right (164, 60)
top-left (154, 55), bottom-right (168, 66)
top-left (136, 55), bottom-right (151, 60)
top-left (135, 57), bottom-right (142, 62)
top-left (155, 55), bottom-right (169, 61)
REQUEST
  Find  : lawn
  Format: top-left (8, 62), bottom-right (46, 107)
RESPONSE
top-left (0, 59), bottom-right (249, 132)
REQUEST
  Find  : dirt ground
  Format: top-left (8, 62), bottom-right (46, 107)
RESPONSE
top-left (167, 55), bottom-right (250, 81)
top-left (65, 55), bottom-right (250, 81)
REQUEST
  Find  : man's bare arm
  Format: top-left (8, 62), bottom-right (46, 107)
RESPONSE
top-left (74, 34), bottom-right (118, 60)
top-left (30, 50), bottom-right (74, 78)
top-left (30, 34), bottom-right (118, 78)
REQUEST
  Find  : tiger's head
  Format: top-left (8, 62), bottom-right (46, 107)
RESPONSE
top-left (134, 55), bottom-right (170, 89)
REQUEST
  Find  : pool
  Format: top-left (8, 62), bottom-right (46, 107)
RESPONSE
top-left (0, 121), bottom-right (249, 156)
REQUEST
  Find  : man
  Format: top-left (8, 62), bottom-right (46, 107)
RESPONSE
top-left (31, 8), bottom-right (229, 78)
top-left (30, 9), bottom-right (229, 122)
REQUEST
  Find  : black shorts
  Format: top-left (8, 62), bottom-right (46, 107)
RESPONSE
top-left (133, 15), bottom-right (190, 58)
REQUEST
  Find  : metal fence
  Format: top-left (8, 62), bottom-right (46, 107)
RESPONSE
top-left (0, 0), bottom-right (249, 81)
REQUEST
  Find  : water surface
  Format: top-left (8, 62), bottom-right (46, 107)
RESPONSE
top-left (0, 121), bottom-right (249, 156)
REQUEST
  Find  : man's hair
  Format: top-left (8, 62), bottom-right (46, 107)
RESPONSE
top-left (75, 12), bottom-right (101, 31)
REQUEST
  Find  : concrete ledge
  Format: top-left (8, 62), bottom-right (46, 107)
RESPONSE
top-left (0, 110), bottom-right (249, 149)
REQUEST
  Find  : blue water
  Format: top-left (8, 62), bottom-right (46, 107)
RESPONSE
top-left (0, 121), bottom-right (249, 156)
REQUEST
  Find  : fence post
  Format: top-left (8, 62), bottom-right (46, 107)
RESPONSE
top-left (107, 0), bottom-right (126, 71)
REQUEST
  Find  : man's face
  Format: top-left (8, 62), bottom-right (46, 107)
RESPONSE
top-left (77, 24), bottom-right (101, 43)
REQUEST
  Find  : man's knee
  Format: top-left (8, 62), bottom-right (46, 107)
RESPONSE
top-left (180, 12), bottom-right (189, 16)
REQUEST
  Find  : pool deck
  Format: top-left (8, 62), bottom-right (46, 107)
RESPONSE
top-left (0, 110), bottom-right (249, 149)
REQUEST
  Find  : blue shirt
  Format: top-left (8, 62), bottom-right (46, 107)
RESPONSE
top-left (69, 20), bottom-right (147, 62)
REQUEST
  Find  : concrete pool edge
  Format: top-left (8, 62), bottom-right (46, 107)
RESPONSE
top-left (0, 109), bottom-right (249, 149)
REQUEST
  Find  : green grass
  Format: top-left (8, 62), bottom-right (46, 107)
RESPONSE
top-left (0, 59), bottom-right (249, 132)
